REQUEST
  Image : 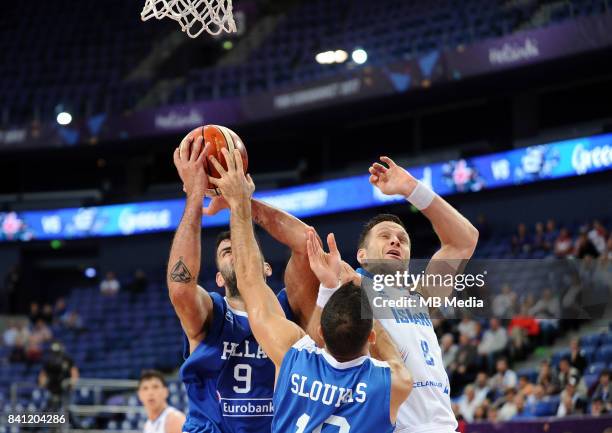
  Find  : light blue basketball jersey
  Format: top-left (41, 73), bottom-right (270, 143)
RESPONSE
top-left (272, 336), bottom-right (394, 433)
top-left (180, 289), bottom-right (295, 433)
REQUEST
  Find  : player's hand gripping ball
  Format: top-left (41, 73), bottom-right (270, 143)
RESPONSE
top-left (184, 125), bottom-right (248, 179)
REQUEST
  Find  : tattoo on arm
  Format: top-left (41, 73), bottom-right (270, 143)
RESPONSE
top-left (170, 257), bottom-right (193, 283)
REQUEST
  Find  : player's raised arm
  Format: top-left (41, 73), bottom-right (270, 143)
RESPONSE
top-left (208, 148), bottom-right (305, 368)
top-left (251, 199), bottom-right (320, 329)
top-left (370, 320), bottom-right (413, 424)
top-left (369, 156), bottom-right (479, 298)
top-left (167, 135), bottom-right (214, 352)
top-left (305, 230), bottom-right (362, 345)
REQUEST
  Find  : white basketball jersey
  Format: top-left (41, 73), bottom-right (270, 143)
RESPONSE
top-left (377, 291), bottom-right (458, 433)
top-left (144, 406), bottom-right (181, 433)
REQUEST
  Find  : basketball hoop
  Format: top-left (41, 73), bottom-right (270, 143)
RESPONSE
top-left (141, 0), bottom-right (237, 38)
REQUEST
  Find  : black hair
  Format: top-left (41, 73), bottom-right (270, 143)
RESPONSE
top-left (138, 369), bottom-right (167, 388)
top-left (320, 283), bottom-right (373, 359)
top-left (214, 231), bottom-right (232, 268)
top-left (214, 230), bottom-right (265, 269)
top-left (357, 214), bottom-right (407, 249)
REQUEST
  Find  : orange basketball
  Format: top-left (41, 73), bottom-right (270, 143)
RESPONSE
top-left (186, 125), bottom-right (248, 178)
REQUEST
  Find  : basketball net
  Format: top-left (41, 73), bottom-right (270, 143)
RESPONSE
top-left (141, 0), bottom-right (237, 38)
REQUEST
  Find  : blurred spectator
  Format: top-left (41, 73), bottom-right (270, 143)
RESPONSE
top-left (126, 269), bottom-right (149, 302)
top-left (557, 357), bottom-right (580, 390)
top-left (568, 337), bottom-right (587, 374)
top-left (100, 271), bottom-right (120, 296)
top-left (508, 301), bottom-right (539, 357)
top-left (458, 385), bottom-right (479, 421)
top-left (473, 371), bottom-right (491, 403)
top-left (38, 342), bottom-right (79, 410)
top-left (517, 375), bottom-right (534, 398)
top-left (575, 230), bottom-right (599, 259)
top-left (529, 288), bottom-right (560, 344)
top-left (441, 333), bottom-right (458, 370)
top-left (486, 406), bottom-right (498, 423)
top-left (3, 321), bottom-right (18, 347)
top-left (61, 311), bottom-right (84, 332)
top-left (512, 223), bottom-right (530, 254)
top-left (478, 319), bottom-right (508, 370)
top-left (532, 222), bottom-right (548, 252)
top-left (537, 359), bottom-right (560, 395)
top-left (489, 358), bottom-right (517, 394)
top-left (41, 303), bottom-right (54, 325)
top-left (29, 302), bottom-right (41, 324)
top-left (16, 321), bottom-right (30, 345)
top-left (458, 316), bottom-right (479, 340)
top-left (529, 288), bottom-right (560, 319)
top-left (433, 318), bottom-right (454, 337)
top-left (557, 393), bottom-right (576, 417)
top-left (497, 388), bottom-right (518, 420)
top-left (472, 404), bottom-right (487, 421)
top-left (607, 235), bottom-right (612, 259)
top-left (492, 284), bottom-right (516, 319)
top-left (592, 370), bottom-right (612, 410)
top-left (590, 397), bottom-right (607, 416)
top-left (511, 394), bottom-right (534, 419)
top-left (527, 384), bottom-right (547, 405)
top-left (543, 219), bottom-right (558, 250)
top-left (450, 333), bottom-right (479, 394)
top-left (554, 228), bottom-right (573, 258)
top-left (556, 379), bottom-right (585, 416)
top-left (562, 274), bottom-right (586, 320)
top-left (54, 297), bottom-right (67, 318)
top-left (26, 319), bottom-right (53, 362)
top-left (588, 220), bottom-right (608, 255)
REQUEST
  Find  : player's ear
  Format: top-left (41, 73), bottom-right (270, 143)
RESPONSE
top-left (357, 248), bottom-right (367, 265)
top-left (215, 271), bottom-right (224, 288)
top-left (368, 327), bottom-right (376, 345)
top-left (263, 262), bottom-right (272, 277)
top-left (162, 387), bottom-right (169, 400)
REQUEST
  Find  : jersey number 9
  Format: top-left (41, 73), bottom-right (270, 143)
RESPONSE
top-left (233, 364), bottom-right (252, 393)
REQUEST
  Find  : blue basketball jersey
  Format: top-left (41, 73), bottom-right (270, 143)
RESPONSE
top-left (272, 336), bottom-right (394, 433)
top-left (180, 289), bottom-right (295, 433)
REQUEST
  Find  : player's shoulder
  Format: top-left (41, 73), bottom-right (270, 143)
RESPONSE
top-left (369, 357), bottom-right (390, 368)
top-left (163, 406), bottom-right (186, 433)
top-left (291, 334), bottom-right (318, 352)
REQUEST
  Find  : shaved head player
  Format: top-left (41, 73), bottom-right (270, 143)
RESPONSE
top-left (168, 134), bottom-right (319, 433)
top-left (311, 156), bottom-right (479, 433)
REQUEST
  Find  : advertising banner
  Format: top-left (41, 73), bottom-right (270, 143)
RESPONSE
top-left (1, 133), bottom-right (610, 242)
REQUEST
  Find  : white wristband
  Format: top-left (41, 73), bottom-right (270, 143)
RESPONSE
top-left (316, 283), bottom-right (341, 308)
top-left (406, 181), bottom-right (435, 210)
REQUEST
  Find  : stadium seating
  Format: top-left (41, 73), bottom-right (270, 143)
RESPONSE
top-left (172, 0), bottom-right (610, 103)
top-left (0, 0), bottom-right (167, 124)
top-left (0, 0), bottom-right (609, 125)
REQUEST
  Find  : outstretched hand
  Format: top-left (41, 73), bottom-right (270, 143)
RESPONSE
top-left (207, 148), bottom-right (254, 208)
top-left (173, 135), bottom-right (209, 198)
top-left (306, 229), bottom-right (342, 288)
top-left (368, 156), bottom-right (417, 197)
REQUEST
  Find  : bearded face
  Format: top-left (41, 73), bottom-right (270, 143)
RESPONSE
top-left (215, 237), bottom-right (270, 298)
top-left (219, 264), bottom-right (239, 298)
